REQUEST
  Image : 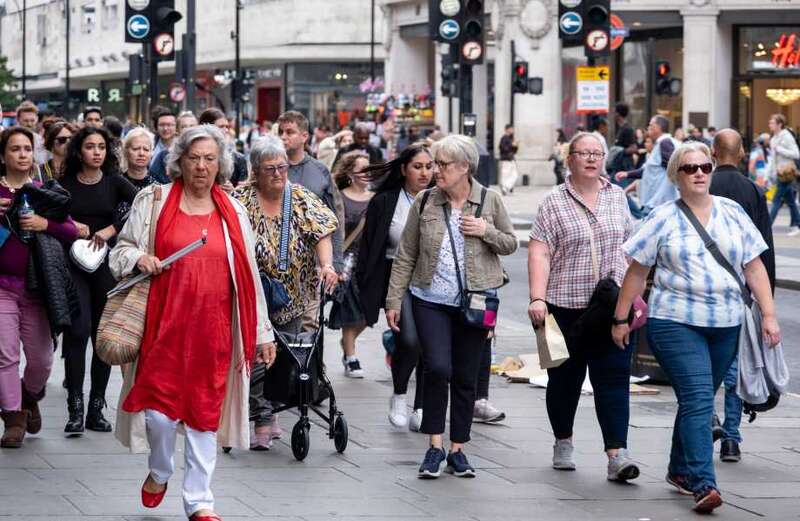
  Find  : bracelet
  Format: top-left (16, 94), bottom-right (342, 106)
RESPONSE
top-left (612, 317), bottom-right (628, 326)
top-left (321, 264), bottom-right (335, 272)
top-left (530, 298), bottom-right (545, 305)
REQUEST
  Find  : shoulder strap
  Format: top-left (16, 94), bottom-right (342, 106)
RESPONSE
top-left (147, 186), bottom-right (163, 255)
top-left (278, 182), bottom-right (292, 272)
top-left (568, 193), bottom-right (599, 282)
top-left (443, 204), bottom-right (465, 296)
top-left (419, 189), bottom-right (431, 214)
top-left (343, 215), bottom-right (366, 252)
top-left (675, 199), bottom-right (752, 306)
top-left (474, 187), bottom-right (487, 218)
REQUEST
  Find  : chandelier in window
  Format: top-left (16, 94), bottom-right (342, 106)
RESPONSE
top-left (766, 88), bottom-right (800, 105)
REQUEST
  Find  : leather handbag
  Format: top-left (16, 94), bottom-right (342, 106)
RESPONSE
top-left (69, 239), bottom-right (109, 272)
top-left (96, 187), bottom-right (162, 366)
top-left (442, 187), bottom-right (500, 330)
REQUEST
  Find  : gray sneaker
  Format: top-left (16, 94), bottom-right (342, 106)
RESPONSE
top-left (552, 439), bottom-right (576, 470)
top-left (473, 398), bottom-right (506, 424)
top-left (607, 449), bottom-right (640, 482)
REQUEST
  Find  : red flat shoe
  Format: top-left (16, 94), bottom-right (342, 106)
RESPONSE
top-left (189, 514), bottom-right (222, 521)
top-left (141, 476), bottom-right (167, 508)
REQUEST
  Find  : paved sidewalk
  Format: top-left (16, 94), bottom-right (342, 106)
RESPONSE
top-left (500, 184), bottom-right (800, 289)
top-left (3, 320), bottom-right (800, 520)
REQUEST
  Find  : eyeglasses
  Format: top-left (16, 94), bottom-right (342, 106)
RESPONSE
top-left (570, 150), bottom-right (606, 161)
top-left (55, 136), bottom-right (70, 145)
top-left (261, 164), bottom-right (289, 176)
top-left (435, 160), bottom-right (455, 170)
top-left (185, 154), bottom-right (218, 165)
top-left (678, 163), bottom-right (713, 175)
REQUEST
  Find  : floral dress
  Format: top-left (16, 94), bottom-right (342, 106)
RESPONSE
top-left (234, 183), bottom-right (338, 326)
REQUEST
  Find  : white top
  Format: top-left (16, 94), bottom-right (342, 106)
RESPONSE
top-left (410, 208), bottom-right (465, 307)
top-left (623, 197), bottom-right (768, 328)
top-left (386, 189), bottom-right (414, 259)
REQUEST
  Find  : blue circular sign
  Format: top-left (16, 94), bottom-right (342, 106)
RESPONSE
top-left (559, 12), bottom-right (583, 36)
top-left (127, 14), bottom-right (150, 40)
top-left (439, 19), bottom-right (460, 41)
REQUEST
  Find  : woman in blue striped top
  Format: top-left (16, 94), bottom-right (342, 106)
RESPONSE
top-left (611, 141), bottom-right (780, 513)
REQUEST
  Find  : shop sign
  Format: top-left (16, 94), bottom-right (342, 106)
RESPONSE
top-left (771, 33), bottom-right (800, 69)
top-left (576, 66), bottom-right (609, 114)
top-left (610, 14), bottom-right (628, 51)
top-left (87, 88), bottom-right (123, 104)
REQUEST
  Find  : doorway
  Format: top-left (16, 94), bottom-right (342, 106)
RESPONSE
top-left (257, 87), bottom-right (282, 124)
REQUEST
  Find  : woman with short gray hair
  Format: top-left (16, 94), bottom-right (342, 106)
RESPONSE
top-left (120, 127), bottom-right (157, 192)
top-left (109, 122), bottom-right (275, 520)
top-left (386, 134), bottom-right (517, 479)
top-left (234, 134), bottom-right (339, 450)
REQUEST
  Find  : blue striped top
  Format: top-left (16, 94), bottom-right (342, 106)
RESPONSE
top-left (623, 197), bottom-right (768, 328)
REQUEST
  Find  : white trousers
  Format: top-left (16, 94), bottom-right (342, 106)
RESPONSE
top-left (500, 160), bottom-right (519, 192)
top-left (145, 409), bottom-right (217, 517)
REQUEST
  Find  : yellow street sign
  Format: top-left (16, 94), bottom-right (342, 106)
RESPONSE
top-left (576, 66), bottom-right (610, 82)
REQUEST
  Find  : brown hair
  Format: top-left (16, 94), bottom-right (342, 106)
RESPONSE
top-left (770, 113), bottom-right (786, 129)
top-left (277, 110), bottom-right (310, 133)
top-left (198, 107), bottom-right (226, 125)
top-left (0, 126), bottom-right (35, 177)
top-left (15, 101), bottom-right (38, 119)
top-left (44, 121), bottom-right (78, 151)
top-left (334, 150), bottom-right (369, 190)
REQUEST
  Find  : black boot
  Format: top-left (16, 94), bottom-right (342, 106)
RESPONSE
top-left (85, 396), bottom-right (112, 432)
top-left (64, 391), bottom-right (84, 436)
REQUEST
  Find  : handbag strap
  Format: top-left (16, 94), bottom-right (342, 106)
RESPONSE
top-left (675, 199), bottom-right (753, 306)
top-left (569, 194), bottom-right (599, 283)
top-left (443, 204), bottom-right (466, 297)
top-left (147, 186), bottom-right (162, 255)
top-left (343, 215), bottom-right (366, 252)
top-left (278, 182), bottom-right (292, 272)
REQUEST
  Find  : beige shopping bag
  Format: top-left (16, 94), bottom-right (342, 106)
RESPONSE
top-left (535, 314), bottom-right (569, 369)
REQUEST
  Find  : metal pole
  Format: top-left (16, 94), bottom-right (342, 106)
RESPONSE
top-left (510, 40), bottom-right (515, 128)
top-left (646, 37), bottom-right (655, 124)
top-left (234, 0), bottom-right (242, 139)
top-left (64, 0), bottom-right (70, 115)
top-left (186, 0), bottom-right (196, 113)
top-left (370, 0), bottom-right (375, 82)
top-left (149, 43), bottom-right (159, 115)
top-left (22, 0), bottom-right (26, 99)
top-left (459, 64), bottom-right (472, 133)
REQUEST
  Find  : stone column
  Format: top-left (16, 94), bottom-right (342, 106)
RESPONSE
top-left (493, 0), bottom-right (562, 186)
top-left (473, 64), bottom-right (489, 146)
top-left (681, 6), bottom-right (730, 129)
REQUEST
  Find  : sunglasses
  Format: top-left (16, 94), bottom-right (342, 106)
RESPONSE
top-left (55, 136), bottom-right (70, 145)
top-left (678, 163), bottom-right (713, 175)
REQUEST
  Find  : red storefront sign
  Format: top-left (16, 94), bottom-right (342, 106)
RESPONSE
top-left (771, 33), bottom-right (800, 69)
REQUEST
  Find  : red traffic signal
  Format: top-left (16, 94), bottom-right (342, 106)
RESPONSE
top-left (512, 61), bottom-right (529, 94)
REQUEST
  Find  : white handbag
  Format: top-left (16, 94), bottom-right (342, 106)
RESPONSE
top-left (69, 239), bottom-right (109, 272)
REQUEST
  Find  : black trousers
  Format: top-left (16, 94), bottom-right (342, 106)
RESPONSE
top-left (412, 296), bottom-right (486, 444)
top-left (391, 292), bottom-right (424, 410)
top-left (545, 304), bottom-right (633, 450)
top-left (62, 261), bottom-right (115, 399)
top-left (477, 338), bottom-right (492, 400)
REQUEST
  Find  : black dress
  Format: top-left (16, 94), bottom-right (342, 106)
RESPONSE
top-left (328, 192), bottom-right (370, 329)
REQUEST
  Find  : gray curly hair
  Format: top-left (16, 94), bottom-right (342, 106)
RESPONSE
top-left (165, 124), bottom-right (233, 184)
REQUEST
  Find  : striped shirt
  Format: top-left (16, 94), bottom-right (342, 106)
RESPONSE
top-left (530, 176), bottom-right (633, 309)
top-left (623, 197), bottom-right (768, 328)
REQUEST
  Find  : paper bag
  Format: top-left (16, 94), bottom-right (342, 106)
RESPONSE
top-left (535, 314), bottom-right (569, 369)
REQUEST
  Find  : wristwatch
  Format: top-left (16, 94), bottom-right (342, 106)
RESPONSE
top-left (612, 317), bottom-right (628, 326)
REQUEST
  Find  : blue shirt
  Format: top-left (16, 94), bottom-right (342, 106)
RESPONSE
top-left (623, 197), bottom-right (768, 328)
top-left (638, 134), bottom-right (678, 209)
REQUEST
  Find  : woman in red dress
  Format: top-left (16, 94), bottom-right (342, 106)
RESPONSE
top-left (110, 125), bottom-right (275, 521)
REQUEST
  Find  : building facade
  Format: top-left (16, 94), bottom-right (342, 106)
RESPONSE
top-left (383, 0), bottom-right (800, 184)
top-left (0, 0), bottom-right (385, 129)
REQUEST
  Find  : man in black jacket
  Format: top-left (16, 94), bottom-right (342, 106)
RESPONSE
top-left (709, 128), bottom-right (776, 464)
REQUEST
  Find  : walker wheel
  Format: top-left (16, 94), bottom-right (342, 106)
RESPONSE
top-left (222, 446), bottom-right (231, 454)
top-left (333, 414), bottom-right (348, 453)
top-left (291, 420), bottom-right (310, 461)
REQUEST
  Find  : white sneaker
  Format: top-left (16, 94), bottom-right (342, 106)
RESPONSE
top-left (552, 439), bottom-right (576, 470)
top-left (788, 228), bottom-right (800, 237)
top-left (408, 409), bottom-right (423, 432)
top-left (342, 357), bottom-right (364, 378)
top-left (388, 394), bottom-right (408, 428)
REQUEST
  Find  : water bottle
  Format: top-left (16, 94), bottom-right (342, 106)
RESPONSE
top-left (19, 194), bottom-right (35, 241)
top-left (341, 252), bottom-right (355, 282)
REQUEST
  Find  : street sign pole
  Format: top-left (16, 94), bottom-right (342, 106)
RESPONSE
top-left (186, 0), bottom-right (197, 114)
top-left (149, 43), bottom-right (159, 116)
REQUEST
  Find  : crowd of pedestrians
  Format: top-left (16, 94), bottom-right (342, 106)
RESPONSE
top-left (0, 97), bottom-right (789, 518)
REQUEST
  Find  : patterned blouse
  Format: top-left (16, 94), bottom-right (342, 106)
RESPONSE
top-left (234, 182), bottom-right (338, 325)
top-left (529, 176), bottom-right (633, 309)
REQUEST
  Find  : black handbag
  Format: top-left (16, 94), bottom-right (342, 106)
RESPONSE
top-left (442, 187), bottom-right (500, 330)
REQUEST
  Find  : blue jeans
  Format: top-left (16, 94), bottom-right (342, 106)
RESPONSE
top-left (769, 180), bottom-right (800, 226)
top-left (647, 319), bottom-right (739, 492)
top-left (722, 357), bottom-right (742, 443)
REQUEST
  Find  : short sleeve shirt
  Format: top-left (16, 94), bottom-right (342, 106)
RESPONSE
top-left (529, 177), bottom-right (633, 309)
top-left (623, 197), bottom-right (768, 328)
top-left (234, 183), bottom-right (338, 325)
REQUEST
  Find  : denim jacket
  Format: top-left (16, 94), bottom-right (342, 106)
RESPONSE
top-left (385, 180), bottom-right (517, 311)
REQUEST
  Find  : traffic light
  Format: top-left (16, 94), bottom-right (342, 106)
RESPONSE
top-left (458, 0), bottom-right (484, 65)
top-left (124, 1), bottom-right (182, 61)
top-left (440, 50), bottom-right (459, 98)
top-left (512, 61), bottom-right (529, 94)
top-left (429, 0), bottom-right (462, 42)
top-left (583, 0), bottom-right (610, 58)
top-left (654, 61), bottom-right (681, 96)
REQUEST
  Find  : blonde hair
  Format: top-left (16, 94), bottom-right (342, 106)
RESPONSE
top-left (120, 127), bottom-right (154, 172)
top-left (666, 141), bottom-right (712, 185)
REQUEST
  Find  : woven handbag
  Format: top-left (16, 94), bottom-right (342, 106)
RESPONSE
top-left (96, 187), bottom-right (162, 366)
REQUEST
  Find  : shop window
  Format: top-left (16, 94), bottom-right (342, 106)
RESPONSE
top-left (102, 0), bottom-right (118, 30)
top-left (739, 26), bottom-right (800, 74)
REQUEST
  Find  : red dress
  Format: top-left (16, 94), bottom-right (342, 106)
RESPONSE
top-left (123, 209), bottom-right (233, 432)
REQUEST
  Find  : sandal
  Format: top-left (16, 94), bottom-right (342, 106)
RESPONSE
top-left (189, 513), bottom-right (222, 521)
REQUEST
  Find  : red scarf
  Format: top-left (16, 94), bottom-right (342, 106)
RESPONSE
top-left (149, 179), bottom-right (258, 372)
